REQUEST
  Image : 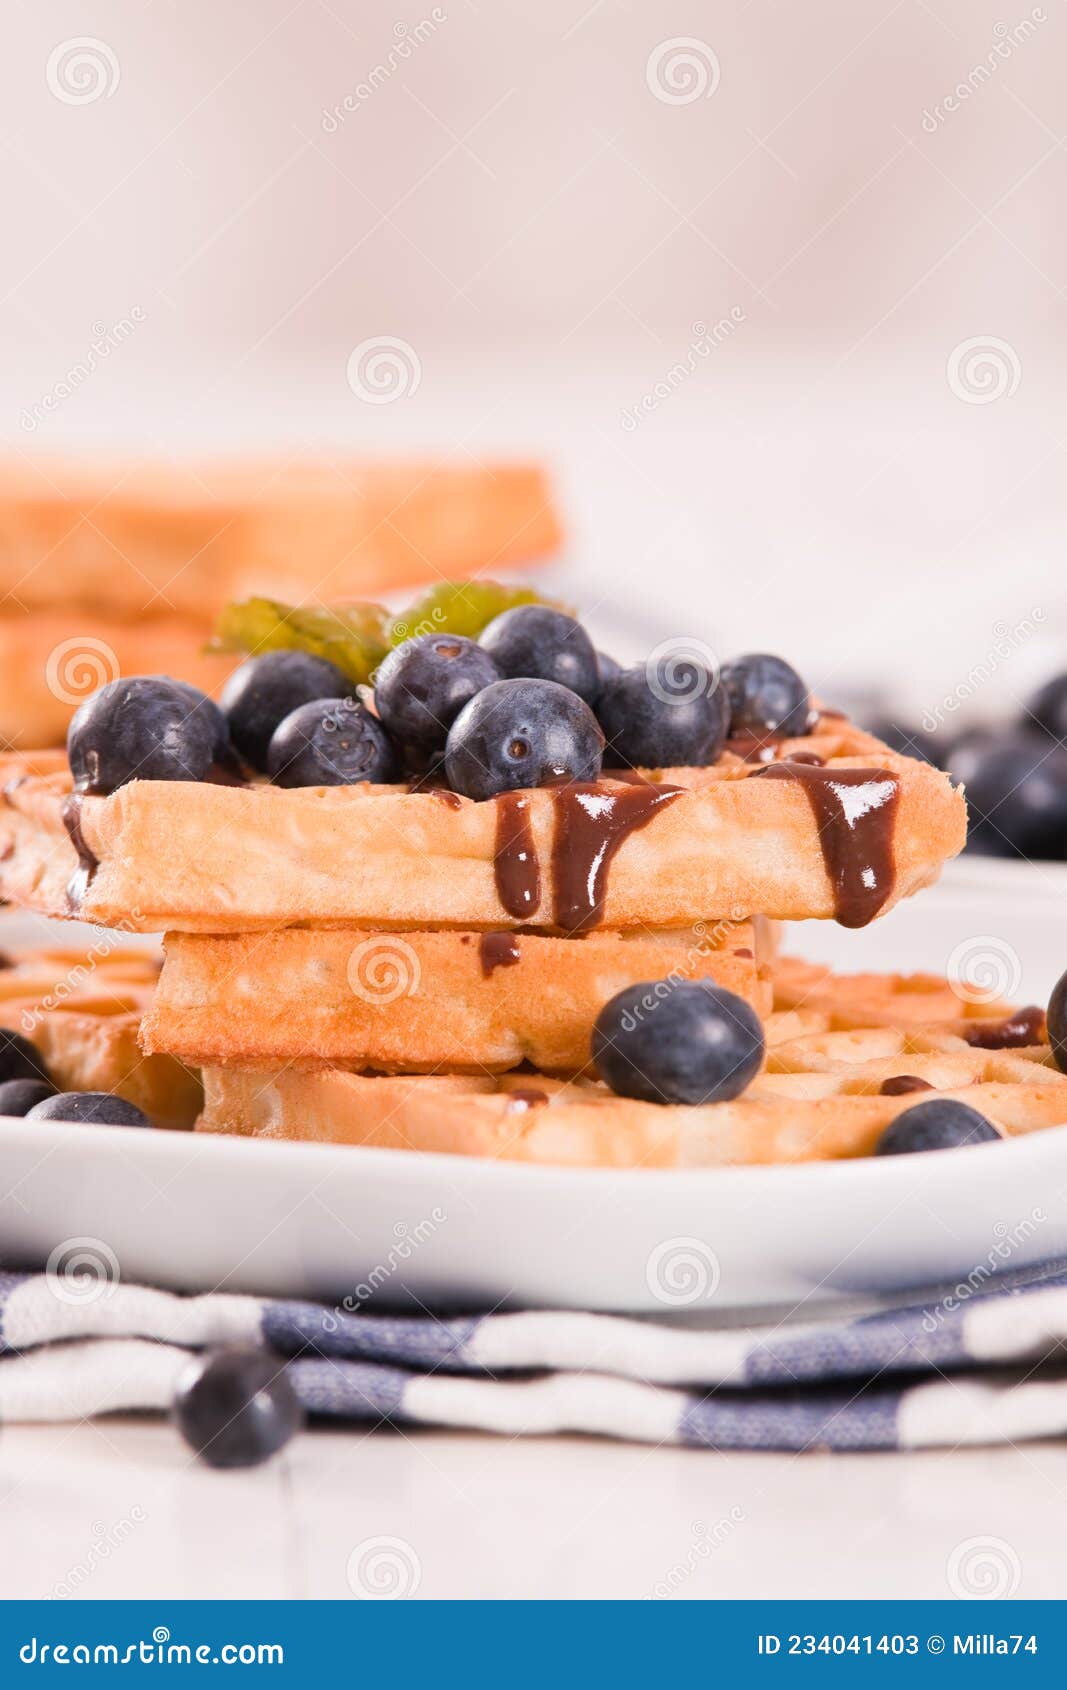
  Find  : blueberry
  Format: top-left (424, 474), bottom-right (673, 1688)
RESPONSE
top-left (875, 1098), bottom-right (1001, 1156)
top-left (444, 678), bottom-right (603, 801)
top-left (0, 1029), bottom-right (50, 1086)
top-left (68, 676), bottom-right (219, 794)
top-left (1047, 967), bottom-right (1067, 1074)
top-left (174, 1347), bottom-right (303, 1469)
top-left (220, 651), bottom-right (352, 773)
top-left (593, 981), bottom-right (764, 1105)
top-left (267, 697), bottom-right (397, 788)
top-left (0, 1078), bottom-right (55, 1115)
top-left (596, 650), bottom-right (622, 689)
top-left (25, 1091), bottom-right (151, 1126)
top-left (479, 606), bottom-right (600, 704)
top-left (374, 633), bottom-right (500, 753)
top-left (864, 719), bottom-right (942, 766)
top-left (596, 663), bottom-right (728, 768)
top-left (948, 730), bottom-right (1067, 859)
top-left (1025, 672), bottom-right (1067, 741)
top-left (168, 680), bottom-right (233, 767)
top-left (722, 654), bottom-right (812, 738)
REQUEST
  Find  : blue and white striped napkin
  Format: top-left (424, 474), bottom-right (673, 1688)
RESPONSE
top-left (2, 1263), bottom-right (1067, 1450)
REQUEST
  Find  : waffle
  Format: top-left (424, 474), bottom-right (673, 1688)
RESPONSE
top-left (0, 455), bottom-right (561, 621)
top-left (0, 946), bottom-right (200, 1128)
top-left (193, 958), bottom-right (1065, 1167)
top-left (0, 716), bottom-right (965, 934)
top-left (140, 919), bottom-right (775, 1075)
top-left (0, 612), bottom-right (234, 750)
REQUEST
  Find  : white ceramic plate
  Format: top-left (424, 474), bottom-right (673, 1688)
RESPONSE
top-left (1, 870), bottom-right (1064, 1317)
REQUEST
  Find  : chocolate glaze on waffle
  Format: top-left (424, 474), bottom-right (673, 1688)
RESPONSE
top-left (479, 931), bottom-right (521, 977)
top-left (755, 762), bottom-right (900, 929)
top-left (550, 781), bottom-right (682, 934)
top-left (493, 791), bottom-right (541, 918)
top-left (964, 1006), bottom-right (1046, 1050)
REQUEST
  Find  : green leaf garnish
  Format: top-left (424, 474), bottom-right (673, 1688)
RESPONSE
top-left (209, 598), bottom-right (389, 686)
top-left (386, 580), bottom-right (568, 646)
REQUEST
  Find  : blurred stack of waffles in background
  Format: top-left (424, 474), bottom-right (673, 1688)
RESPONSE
top-left (0, 454), bottom-right (562, 749)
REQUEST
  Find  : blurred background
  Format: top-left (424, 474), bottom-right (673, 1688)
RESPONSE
top-left (1, 0), bottom-right (1064, 723)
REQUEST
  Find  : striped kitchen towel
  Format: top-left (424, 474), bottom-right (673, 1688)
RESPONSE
top-left (1, 1262), bottom-right (1067, 1450)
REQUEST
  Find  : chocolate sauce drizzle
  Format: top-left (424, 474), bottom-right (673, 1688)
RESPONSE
top-left (754, 761), bottom-right (900, 929)
top-left (964, 1006), bottom-right (1046, 1050)
top-left (879, 1075), bottom-right (934, 1096)
top-left (549, 782), bottom-right (682, 934)
top-left (479, 931), bottom-right (521, 977)
top-left (506, 1087), bottom-right (548, 1111)
top-left (492, 792), bottom-right (541, 919)
top-left (61, 793), bottom-right (99, 910)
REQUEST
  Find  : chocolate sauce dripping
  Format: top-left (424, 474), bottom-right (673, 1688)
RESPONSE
top-left (61, 793), bottom-right (99, 910)
top-left (754, 762), bottom-right (900, 929)
top-left (479, 931), bottom-right (521, 977)
top-left (879, 1075), bottom-right (934, 1096)
top-left (550, 782), bottom-right (682, 934)
top-left (964, 1006), bottom-right (1046, 1050)
top-left (493, 792), bottom-right (541, 919)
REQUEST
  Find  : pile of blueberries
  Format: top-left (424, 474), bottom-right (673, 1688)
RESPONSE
top-left (872, 671), bottom-right (1067, 862)
top-left (67, 605), bottom-right (814, 800)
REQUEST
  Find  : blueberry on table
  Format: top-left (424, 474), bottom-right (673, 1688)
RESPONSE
top-left (596, 663), bottom-right (728, 768)
top-left (67, 676), bottom-right (220, 794)
top-left (267, 697), bottom-right (397, 788)
top-left (0, 1078), bottom-right (56, 1116)
top-left (593, 981), bottom-right (765, 1106)
top-left (1047, 968), bottom-right (1067, 1075)
top-left (220, 651), bottom-right (352, 772)
top-left (875, 1098), bottom-right (1001, 1156)
top-left (174, 1348), bottom-right (303, 1469)
top-left (25, 1091), bottom-right (151, 1127)
top-left (722, 654), bottom-right (812, 738)
top-left (374, 633), bottom-right (500, 752)
top-left (479, 606), bottom-right (601, 704)
top-left (0, 1029), bottom-right (50, 1087)
top-left (444, 678), bottom-right (604, 801)
top-left (948, 730), bottom-right (1067, 860)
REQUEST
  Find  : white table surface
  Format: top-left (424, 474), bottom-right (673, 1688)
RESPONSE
top-left (2, 1417), bottom-right (1066, 1601)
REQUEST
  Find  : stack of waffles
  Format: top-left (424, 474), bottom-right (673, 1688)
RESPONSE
top-left (0, 456), bottom-right (560, 748)
top-left (6, 696), bottom-right (1042, 1169)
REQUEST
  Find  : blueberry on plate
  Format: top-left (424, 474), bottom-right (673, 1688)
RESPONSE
top-left (174, 1347), bottom-right (303, 1469)
top-left (875, 1098), bottom-right (1001, 1156)
top-left (267, 697), bottom-right (397, 788)
top-left (25, 1091), bottom-right (151, 1127)
top-left (1047, 967), bottom-right (1067, 1075)
top-left (596, 663), bottom-right (728, 768)
top-left (68, 676), bottom-right (220, 795)
top-left (1024, 672), bottom-right (1067, 741)
top-left (220, 651), bottom-right (352, 773)
top-left (479, 606), bottom-right (601, 704)
top-left (0, 1077), bottom-right (55, 1116)
top-left (947, 729), bottom-right (1067, 859)
top-left (444, 678), bottom-right (603, 801)
top-left (0, 1029), bottom-right (50, 1086)
top-left (721, 654), bottom-right (812, 738)
top-left (374, 633), bottom-right (500, 753)
top-left (593, 981), bottom-right (764, 1106)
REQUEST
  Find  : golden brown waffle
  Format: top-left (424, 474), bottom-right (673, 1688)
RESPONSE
top-left (0, 946), bottom-right (200, 1128)
top-left (0, 716), bottom-right (965, 934)
top-left (194, 957), bottom-right (1065, 1167)
top-left (0, 613), bottom-right (234, 750)
top-left (140, 919), bottom-right (775, 1075)
top-left (0, 455), bottom-right (561, 621)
